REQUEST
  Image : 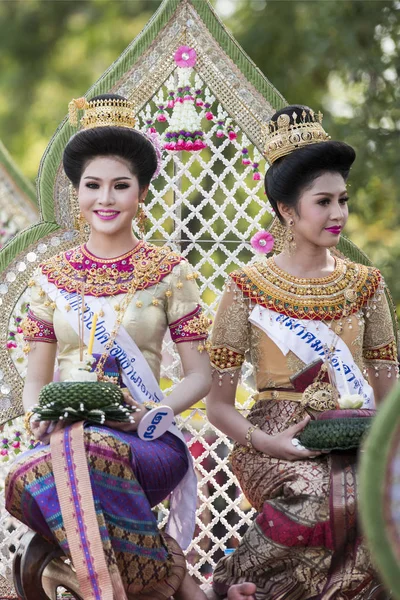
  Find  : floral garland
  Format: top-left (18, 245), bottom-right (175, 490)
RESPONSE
top-left (164, 46), bottom-right (207, 151)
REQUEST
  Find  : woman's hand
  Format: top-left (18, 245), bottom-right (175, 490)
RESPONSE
top-left (104, 390), bottom-right (146, 432)
top-left (253, 416), bottom-right (323, 461)
top-left (30, 418), bottom-right (58, 445)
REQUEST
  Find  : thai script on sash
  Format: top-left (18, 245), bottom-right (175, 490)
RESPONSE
top-left (249, 306), bottom-right (374, 407)
top-left (275, 314), bottom-right (364, 392)
top-left (59, 288), bottom-right (162, 403)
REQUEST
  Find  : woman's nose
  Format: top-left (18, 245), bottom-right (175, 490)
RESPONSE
top-left (98, 186), bottom-right (115, 205)
top-left (331, 201), bottom-right (345, 220)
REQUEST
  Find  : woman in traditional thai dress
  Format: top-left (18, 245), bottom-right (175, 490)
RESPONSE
top-left (207, 105), bottom-right (399, 600)
top-left (4, 93), bottom-right (216, 600)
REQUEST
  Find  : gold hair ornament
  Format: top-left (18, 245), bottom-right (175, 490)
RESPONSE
top-left (68, 97), bottom-right (136, 130)
top-left (263, 109), bottom-right (330, 165)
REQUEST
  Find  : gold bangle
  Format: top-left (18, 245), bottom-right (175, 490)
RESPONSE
top-left (245, 424), bottom-right (259, 449)
top-left (143, 401), bottom-right (159, 411)
top-left (24, 411), bottom-right (34, 438)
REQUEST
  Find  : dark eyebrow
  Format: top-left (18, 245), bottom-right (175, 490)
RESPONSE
top-left (83, 176), bottom-right (132, 181)
top-left (313, 191), bottom-right (347, 197)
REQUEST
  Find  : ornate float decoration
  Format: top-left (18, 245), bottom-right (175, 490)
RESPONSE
top-left (0, 141), bottom-right (38, 249)
top-left (0, 0), bottom-right (395, 593)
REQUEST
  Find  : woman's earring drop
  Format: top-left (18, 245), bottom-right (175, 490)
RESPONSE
top-left (71, 187), bottom-right (89, 236)
top-left (285, 219), bottom-right (296, 256)
top-left (136, 203), bottom-right (147, 237)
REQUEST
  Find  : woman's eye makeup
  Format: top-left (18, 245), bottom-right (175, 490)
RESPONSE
top-left (317, 196), bottom-right (349, 206)
top-left (84, 182), bottom-right (130, 189)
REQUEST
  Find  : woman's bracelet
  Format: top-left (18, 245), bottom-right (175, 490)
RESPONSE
top-left (23, 411), bottom-right (35, 438)
top-left (245, 424), bottom-right (259, 449)
top-left (143, 401), bottom-right (159, 411)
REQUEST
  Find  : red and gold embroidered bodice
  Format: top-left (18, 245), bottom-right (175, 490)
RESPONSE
top-left (210, 257), bottom-right (397, 389)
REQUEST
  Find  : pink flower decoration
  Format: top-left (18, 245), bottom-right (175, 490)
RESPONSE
top-left (193, 140), bottom-right (207, 150)
top-left (205, 112), bottom-right (214, 121)
top-left (12, 441), bottom-right (20, 448)
top-left (0, 449), bottom-right (8, 456)
top-left (216, 130), bottom-right (225, 138)
top-left (167, 100), bottom-right (175, 109)
top-left (250, 230), bottom-right (275, 254)
top-left (174, 46), bottom-right (197, 68)
top-left (253, 172), bottom-right (261, 181)
top-left (228, 131), bottom-right (237, 140)
top-left (156, 114), bottom-right (167, 122)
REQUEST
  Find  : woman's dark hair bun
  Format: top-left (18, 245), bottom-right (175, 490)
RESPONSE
top-left (265, 105), bottom-right (356, 222)
top-left (63, 93), bottom-right (157, 189)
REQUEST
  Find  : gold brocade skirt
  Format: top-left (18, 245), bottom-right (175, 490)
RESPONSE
top-left (213, 398), bottom-right (379, 600)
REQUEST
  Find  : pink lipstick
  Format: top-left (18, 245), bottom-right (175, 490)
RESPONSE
top-left (325, 226), bottom-right (342, 235)
top-left (94, 210), bottom-right (119, 221)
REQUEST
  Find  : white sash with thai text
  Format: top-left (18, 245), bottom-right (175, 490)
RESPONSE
top-left (38, 274), bottom-right (197, 549)
top-left (249, 306), bottom-right (374, 408)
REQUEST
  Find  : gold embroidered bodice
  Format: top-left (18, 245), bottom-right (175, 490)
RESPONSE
top-left (210, 257), bottom-right (397, 391)
top-left (23, 243), bottom-right (208, 383)
top-left (231, 257), bottom-right (380, 321)
top-left (40, 241), bottom-right (183, 296)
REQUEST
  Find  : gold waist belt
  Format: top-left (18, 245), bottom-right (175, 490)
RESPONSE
top-left (255, 389), bottom-right (303, 402)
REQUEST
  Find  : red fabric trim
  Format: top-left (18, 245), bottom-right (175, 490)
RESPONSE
top-left (22, 309), bottom-right (57, 343)
top-left (169, 305), bottom-right (209, 343)
top-left (256, 502), bottom-right (334, 550)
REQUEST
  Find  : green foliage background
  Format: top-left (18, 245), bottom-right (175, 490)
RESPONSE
top-left (0, 0), bottom-right (399, 305)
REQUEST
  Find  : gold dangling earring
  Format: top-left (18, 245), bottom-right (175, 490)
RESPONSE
top-left (136, 203), bottom-right (147, 238)
top-left (285, 219), bottom-right (296, 256)
top-left (77, 212), bottom-right (88, 236)
top-left (71, 186), bottom-right (89, 237)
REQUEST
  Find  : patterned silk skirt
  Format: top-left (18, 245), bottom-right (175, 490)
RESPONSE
top-left (5, 424), bottom-right (188, 599)
top-left (212, 399), bottom-right (379, 600)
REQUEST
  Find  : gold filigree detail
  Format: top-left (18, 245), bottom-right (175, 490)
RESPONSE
top-left (183, 313), bottom-right (212, 336)
top-left (68, 97), bottom-right (136, 130)
top-left (211, 292), bottom-right (249, 352)
top-left (364, 340), bottom-right (398, 363)
top-left (39, 242), bottom-right (183, 297)
top-left (231, 257), bottom-right (381, 321)
top-left (263, 109), bottom-right (330, 165)
top-left (21, 317), bottom-right (40, 339)
top-left (301, 381), bottom-right (339, 412)
top-left (209, 346), bottom-right (245, 371)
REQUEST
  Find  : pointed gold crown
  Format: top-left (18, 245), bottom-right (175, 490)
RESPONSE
top-left (263, 109), bottom-right (330, 165)
top-left (68, 97), bottom-right (136, 130)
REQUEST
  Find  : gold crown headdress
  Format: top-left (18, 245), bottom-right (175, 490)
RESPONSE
top-left (68, 97), bottom-right (136, 130)
top-left (263, 109), bottom-right (331, 165)
top-left (67, 96), bottom-right (162, 180)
